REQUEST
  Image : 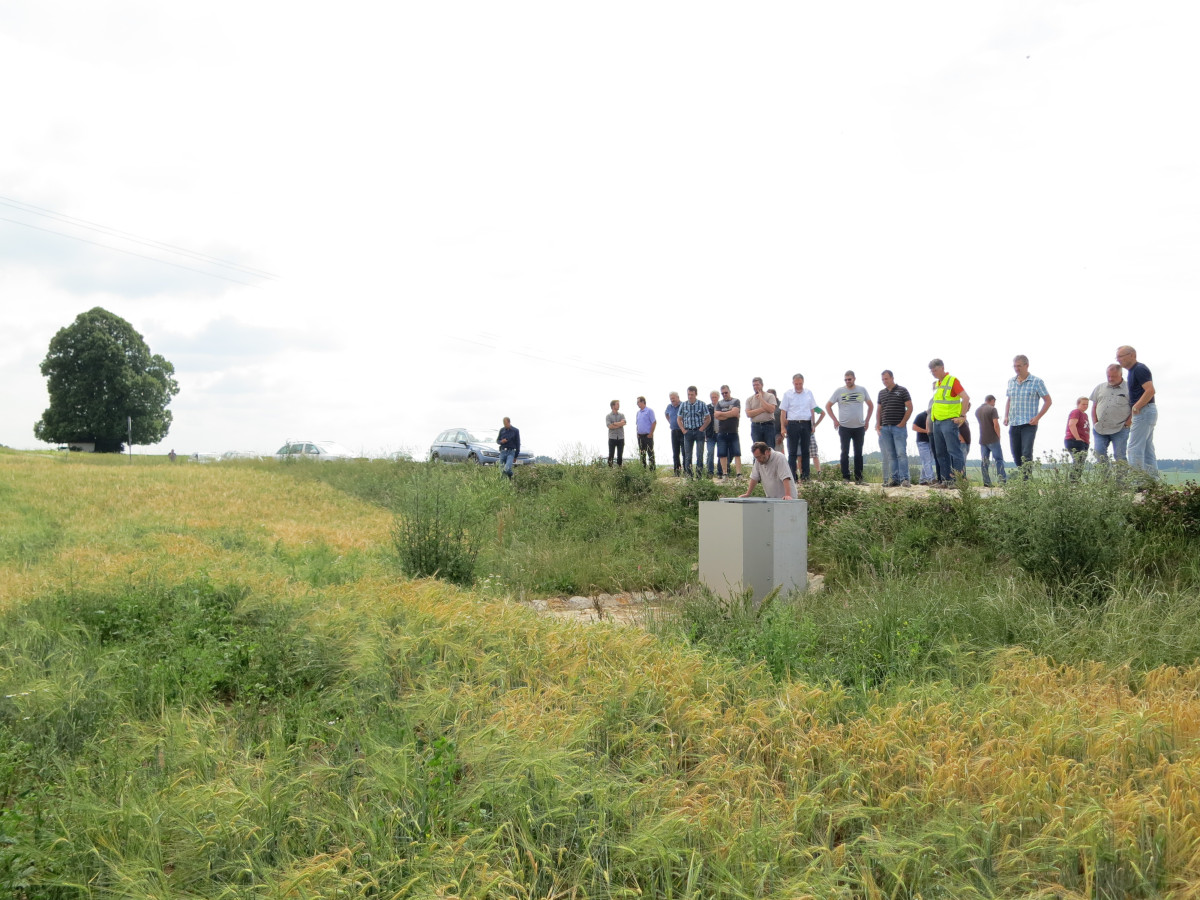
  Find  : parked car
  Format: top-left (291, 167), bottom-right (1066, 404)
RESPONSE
top-left (220, 450), bottom-right (264, 461)
top-left (274, 440), bottom-right (357, 461)
top-left (429, 428), bottom-right (534, 465)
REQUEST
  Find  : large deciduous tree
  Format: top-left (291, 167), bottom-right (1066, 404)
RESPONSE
top-left (34, 307), bottom-right (180, 453)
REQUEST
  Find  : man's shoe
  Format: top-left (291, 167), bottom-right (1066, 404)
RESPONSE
top-left (900, 480), bottom-right (911, 487)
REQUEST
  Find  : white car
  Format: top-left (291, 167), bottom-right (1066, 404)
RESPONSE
top-left (274, 440), bottom-right (358, 461)
top-left (220, 450), bottom-right (264, 461)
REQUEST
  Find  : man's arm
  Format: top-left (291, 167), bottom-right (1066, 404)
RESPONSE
top-left (813, 408), bottom-right (825, 429)
top-left (759, 393), bottom-right (777, 415)
top-left (959, 391), bottom-right (971, 418)
top-left (781, 475), bottom-right (794, 500)
top-left (1133, 380), bottom-right (1155, 413)
top-left (1030, 393), bottom-right (1052, 426)
top-left (864, 395), bottom-right (875, 428)
top-left (745, 394), bottom-right (760, 418)
top-left (1003, 395), bottom-right (1010, 427)
top-left (740, 476), bottom-right (760, 498)
top-left (900, 399), bottom-right (913, 428)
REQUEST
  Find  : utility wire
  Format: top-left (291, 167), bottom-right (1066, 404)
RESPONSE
top-left (0, 195), bottom-right (276, 280)
top-left (0, 216), bottom-right (259, 288)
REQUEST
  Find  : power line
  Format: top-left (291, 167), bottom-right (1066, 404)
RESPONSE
top-left (0, 216), bottom-right (260, 288)
top-left (0, 195), bottom-right (277, 280)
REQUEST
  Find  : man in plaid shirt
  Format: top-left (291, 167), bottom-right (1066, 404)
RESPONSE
top-left (1004, 354), bottom-right (1053, 472)
top-left (677, 385), bottom-right (711, 478)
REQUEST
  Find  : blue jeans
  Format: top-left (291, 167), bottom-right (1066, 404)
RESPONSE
top-left (1010, 423), bottom-right (1038, 471)
top-left (750, 420), bottom-right (776, 450)
top-left (498, 448), bottom-right (516, 477)
top-left (1128, 403), bottom-right (1158, 475)
top-left (1093, 427), bottom-right (1128, 463)
top-left (704, 434), bottom-right (717, 475)
top-left (716, 432), bottom-right (741, 468)
top-left (916, 441), bottom-right (935, 483)
top-left (979, 441), bottom-right (1007, 485)
top-left (878, 425), bottom-right (908, 484)
top-left (682, 429), bottom-right (704, 476)
top-left (932, 418), bottom-right (964, 480)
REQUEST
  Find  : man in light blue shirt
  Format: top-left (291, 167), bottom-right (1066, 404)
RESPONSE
top-left (1004, 354), bottom-right (1052, 472)
top-left (635, 396), bottom-right (657, 470)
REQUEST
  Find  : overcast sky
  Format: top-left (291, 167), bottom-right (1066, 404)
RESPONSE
top-left (3, 2), bottom-right (1197, 461)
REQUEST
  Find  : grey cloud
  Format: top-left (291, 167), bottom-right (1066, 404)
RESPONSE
top-left (158, 318), bottom-right (337, 372)
top-left (0, 216), bottom-right (263, 299)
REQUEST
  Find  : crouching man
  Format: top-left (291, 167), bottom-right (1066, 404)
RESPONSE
top-left (739, 441), bottom-right (794, 500)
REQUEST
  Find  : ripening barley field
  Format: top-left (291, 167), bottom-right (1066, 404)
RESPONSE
top-left (2, 449), bottom-right (1199, 898)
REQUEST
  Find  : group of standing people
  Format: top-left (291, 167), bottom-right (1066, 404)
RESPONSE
top-left (600, 345), bottom-right (1159, 495)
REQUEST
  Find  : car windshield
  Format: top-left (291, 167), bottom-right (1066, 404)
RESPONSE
top-left (463, 430), bottom-right (496, 444)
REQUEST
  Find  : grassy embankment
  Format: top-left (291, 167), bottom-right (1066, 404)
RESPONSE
top-left (2, 449), bottom-right (1200, 898)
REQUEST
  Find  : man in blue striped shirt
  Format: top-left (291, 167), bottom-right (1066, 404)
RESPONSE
top-left (1004, 354), bottom-right (1053, 472)
top-left (677, 386), bottom-right (711, 478)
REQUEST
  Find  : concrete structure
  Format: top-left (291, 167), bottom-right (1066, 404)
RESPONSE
top-left (699, 498), bottom-right (807, 604)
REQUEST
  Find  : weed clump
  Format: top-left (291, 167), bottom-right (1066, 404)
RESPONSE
top-left (393, 467), bottom-right (479, 586)
top-left (986, 463), bottom-right (1133, 598)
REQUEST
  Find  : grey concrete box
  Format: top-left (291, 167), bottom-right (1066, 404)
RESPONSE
top-left (699, 498), bottom-right (807, 603)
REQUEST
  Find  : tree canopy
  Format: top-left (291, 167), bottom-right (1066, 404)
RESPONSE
top-left (34, 307), bottom-right (180, 452)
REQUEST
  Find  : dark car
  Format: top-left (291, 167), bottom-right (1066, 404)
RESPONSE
top-left (429, 427), bottom-right (534, 465)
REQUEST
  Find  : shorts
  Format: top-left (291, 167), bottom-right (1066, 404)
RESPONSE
top-left (809, 435), bottom-right (819, 455)
top-left (716, 432), bottom-right (741, 459)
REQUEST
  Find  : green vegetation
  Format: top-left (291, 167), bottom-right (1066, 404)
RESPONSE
top-left (2, 452), bottom-right (1199, 897)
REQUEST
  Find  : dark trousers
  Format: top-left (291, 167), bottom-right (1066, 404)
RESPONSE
top-left (839, 425), bottom-right (866, 481)
top-left (1010, 423), bottom-right (1038, 472)
top-left (670, 429), bottom-right (684, 474)
top-left (637, 433), bottom-right (655, 469)
top-left (607, 438), bottom-right (624, 467)
top-left (682, 429), bottom-right (704, 476)
top-left (786, 419), bottom-right (813, 481)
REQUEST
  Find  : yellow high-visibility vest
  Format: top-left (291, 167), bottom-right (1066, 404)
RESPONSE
top-left (930, 375), bottom-right (963, 421)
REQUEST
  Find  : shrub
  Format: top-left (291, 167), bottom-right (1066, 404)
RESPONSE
top-left (986, 461), bottom-right (1134, 598)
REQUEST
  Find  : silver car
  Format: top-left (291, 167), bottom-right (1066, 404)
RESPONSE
top-left (274, 440), bottom-right (357, 461)
top-left (429, 427), bottom-right (533, 465)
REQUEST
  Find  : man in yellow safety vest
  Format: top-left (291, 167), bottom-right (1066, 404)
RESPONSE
top-left (928, 358), bottom-right (971, 487)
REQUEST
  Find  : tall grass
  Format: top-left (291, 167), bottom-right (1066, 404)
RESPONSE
top-left (3, 451), bottom-right (1200, 897)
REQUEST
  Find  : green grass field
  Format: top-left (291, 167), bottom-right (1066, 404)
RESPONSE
top-left (2, 449), bottom-right (1199, 897)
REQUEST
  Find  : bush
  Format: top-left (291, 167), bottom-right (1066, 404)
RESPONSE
top-left (986, 461), bottom-right (1134, 597)
top-left (393, 468), bottom-right (479, 586)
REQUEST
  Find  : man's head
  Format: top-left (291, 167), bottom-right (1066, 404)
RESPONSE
top-left (503, 417), bottom-right (511, 427)
top-left (844, 370), bottom-right (856, 387)
top-left (1077, 397), bottom-right (1089, 411)
top-left (720, 384), bottom-right (732, 400)
top-left (928, 358), bottom-right (945, 379)
top-left (1117, 345), bottom-right (1137, 371)
top-left (1013, 355), bottom-right (1030, 377)
top-left (792, 373), bottom-right (805, 391)
top-left (985, 394), bottom-right (996, 404)
top-left (669, 391), bottom-right (680, 405)
top-left (686, 386), bottom-right (698, 401)
top-left (750, 441), bottom-right (771, 462)
top-left (751, 377), bottom-right (764, 393)
top-left (1106, 364), bottom-right (1123, 385)
top-left (710, 390), bottom-right (719, 403)
top-left (637, 396), bottom-right (647, 408)
top-left (881, 369), bottom-right (894, 390)
top-left (610, 399), bottom-right (620, 411)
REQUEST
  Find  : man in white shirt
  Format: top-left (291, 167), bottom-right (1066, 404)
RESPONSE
top-left (778, 373), bottom-right (818, 481)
